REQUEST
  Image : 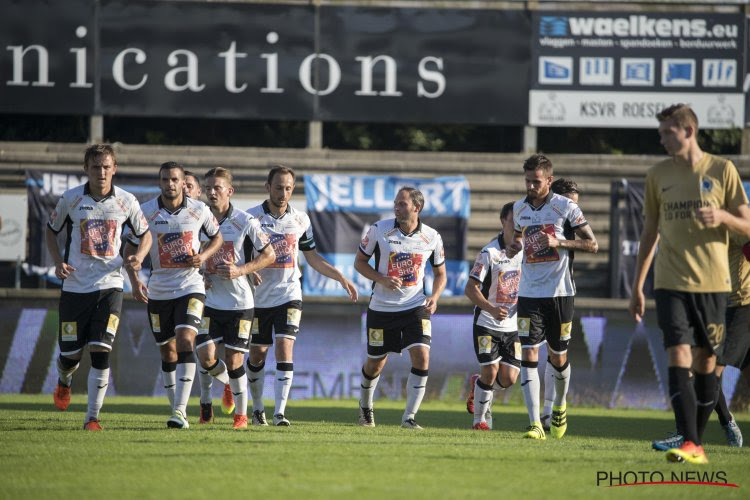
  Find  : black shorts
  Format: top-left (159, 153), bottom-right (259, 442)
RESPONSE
top-left (654, 289), bottom-right (726, 356)
top-left (366, 306), bottom-right (431, 358)
top-left (196, 307), bottom-right (254, 353)
top-left (517, 296), bottom-right (574, 354)
top-left (58, 288), bottom-right (123, 355)
top-left (147, 293), bottom-right (205, 345)
top-left (719, 303), bottom-right (750, 369)
top-left (473, 324), bottom-right (521, 369)
top-left (250, 300), bottom-right (302, 346)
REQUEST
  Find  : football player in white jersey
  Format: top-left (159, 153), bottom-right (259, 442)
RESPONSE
top-left (247, 165), bottom-right (357, 426)
top-left (47, 144), bottom-right (152, 430)
top-left (355, 187), bottom-right (447, 429)
top-left (126, 162), bottom-right (223, 429)
top-left (195, 167), bottom-right (275, 429)
top-left (464, 201), bottom-right (522, 430)
top-left (506, 154), bottom-right (598, 440)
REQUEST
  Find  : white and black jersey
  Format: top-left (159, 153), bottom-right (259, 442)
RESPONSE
top-left (359, 218), bottom-right (445, 312)
top-left (513, 193), bottom-right (587, 298)
top-left (47, 183), bottom-right (149, 293)
top-left (140, 196), bottom-right (220, 300)
top-left (469, 234), bottom-right (523, 332)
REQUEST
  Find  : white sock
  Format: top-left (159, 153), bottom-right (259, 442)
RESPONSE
top-left (248, 362), bottom-right (265, 412)
top-left (229, 372), bottom-right (248, 416)
top-left (161, 368), bottom-right (176, 408)
top-left (543, 358), bottom-right (555, 418)
top-left (553, 362), bottom-right (571, 407)
top-left (86, 367), bottom-right (109, 421)
top-left (274, 364), bottom-right (293, 416)
top-left (360, 369), bottom-right (380, 409)
top-left (208, 359), bottom-right (230, 385)
top-left (57, 357), bottom-right (79, 386)
top-left (521, 363), bottom-right (541, 425)
top-left (174, 360), bottom-right (196, 414)
top-left (403, 369), bottom-right (428, 422)
top-left (473, 379), bottom-right (493, 425)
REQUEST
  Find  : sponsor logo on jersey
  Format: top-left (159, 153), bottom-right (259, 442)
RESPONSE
top-left (106, 314), bottom-right (120, 335)
top-left (157, 231), bottom-right (194, 268)
top-left (269, 233), bottom-right (297, 268)
top-left (478, 335), bottom-right (492, 354)
top-left (78, 205), bottom-right (94, 211)
top-left (470, 260), bottom-right (485, 278)
top-left (523, 224), bottom-right (560, 263)
top-left (238, 319), bottom-right (251, 339)
top-left (155, 220), bottom-right (168, 225)
top-left (387, 252), bottom-right (423, 286)
top-left (186, 297), bottom-right (204, 318)
top-left (80, 219), bottom-right (118, 257)
top-left (206, 241), bottom-right (235, 274)
top-left (61, 321), bottom-right (77, 341)
top-left (368, 328), bottom-right (384, 347)
top-left (496, 270), bottom-right (520, 303)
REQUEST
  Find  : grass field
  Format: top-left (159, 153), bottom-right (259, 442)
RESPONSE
top-left (0, 395), bottom-right (747, 499)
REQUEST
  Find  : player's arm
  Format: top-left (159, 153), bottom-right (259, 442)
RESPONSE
top-left (628, 212), bottom-right (659, 323)
top-left (425, 260), bottom-right (447, 314)
top-left (696, 204), bottom-right (750, 238)
top-left (216, 244), bottom-right (276, 280)
top-left (126, 230), bottom-right (152, 271)
top-left (464, 278), bottom-right (507, 320)
top-left (304, 249), bottom-right (358, 301)
top-left (45, 225), bottom-right (75, 279)
top-left (355, 249), bottom-right (401, 291)
top-left (561, 224), bottom-right (598, 253)
top-left (193, 231), bottom-right (223, 268)
top-left (123, 240), bottom-right (148, 303)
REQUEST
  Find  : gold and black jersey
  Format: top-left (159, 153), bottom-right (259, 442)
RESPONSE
top-left (728, 234), bottom-right (750, 307)
top-left (644, 153), bottom-right (748, 293)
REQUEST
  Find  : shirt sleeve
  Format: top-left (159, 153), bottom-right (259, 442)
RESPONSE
top-left (723, 160), bottom-right (749, 213)
top-left (469, 250), bottom-right (490, 283)
top-left (247, 217), bottom-right (270, 252)
top-left (430, 232), bottom-right (446, 267)
top-left (359, 223), bottom-right (378, 256)
top-left (299, 214), bottom-right (316, 251)
top-left (566, 201), bottom-right (588, 229)
top-left (47, 195), bottom-right (70, 234)
top-left (201, 205), bottom-right (220, 238)
top-left (127, 198), bottom-right (150, 238)
top-left (643, 168), bottom-right (659, 223)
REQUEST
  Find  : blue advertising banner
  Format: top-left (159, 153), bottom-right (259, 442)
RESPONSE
top-left (303, 174), bottom-right (470, 298)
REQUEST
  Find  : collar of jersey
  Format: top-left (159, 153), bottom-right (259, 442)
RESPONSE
top-left (497, 232), bottom-right (506, 250)
top-left (523, 192), bottom-right (553, 211)
top-left (262, 200), bottom-right (290, 219)
top-left (394, 218), bottom-right (422, 236)
top-left (217, 203), bottom-right (234, 225)
top-left (84, 182), bottom-right (115, 202)
top-left (157, 194), bottom-right (188, 214)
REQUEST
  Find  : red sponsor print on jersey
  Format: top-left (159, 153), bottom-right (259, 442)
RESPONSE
top-left (523, 224), bottom-right (560, 263)
top-left (206, 241), bottom-right (235, 274)
top-left (158, 231), bottom-right (194, 268)
top-left (80, 219), bottom-right (117, 257)
top-left (387, 252), bottom-right (423, 287)
top-left (361, 233), bottom-right (369, 248)
top-left (269, 233), bottom-right (297, 268)
top-left (496, 270), bottom-right (520, 304)
top-left (470, 259), bottom-right (484, 278)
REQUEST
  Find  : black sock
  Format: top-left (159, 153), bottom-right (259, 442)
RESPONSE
top-left (714, 382), bottom-right (731, 426)
top-left (669, 366), bottom-right (699, 444)
top-left (695, 372), bottom-right (718, 440)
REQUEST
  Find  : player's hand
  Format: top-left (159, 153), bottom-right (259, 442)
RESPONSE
top-left (378, 275), bottom-right (402, 291)
top-left (216, 261), bottom-right (241, 280)
top-left (131, 280), bottom-right (148, 303)
top-left (696, 207), bottom-right (726, 227)
top-left (538, 232), bottom-right (559, 249)
top-left (126, 254), bottom-right (143, 272)
top-left (628, 289), bottom-right (645, 322)
top-left (251, 271), bottom-right (262, 286)
top-left (55, 262), bottom-right (76, 279)
top-left (340, 277), bottom-right (358, 302)
top-left (424, 296), bottom-right (439, 314)
top-left (492, 305), bottom-right (509, 321)
top-left (189, 253), bottom-right (205, 268)
top-left (506, 241), bottom-right (522, 258)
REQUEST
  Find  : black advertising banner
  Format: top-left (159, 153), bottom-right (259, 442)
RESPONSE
top-left (0, 0), bottom-right (94, 114)
top-left (316, 7), bottom-right (530, 124)
top-left (530, 11), bottom-right (745, 128)
top-left (99, 0), bottom-right (316, 119)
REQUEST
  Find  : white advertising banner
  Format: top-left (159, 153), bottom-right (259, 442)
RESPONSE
top-left (0, 193), bottom-right (28, 261)
top-left (529, 90), bottom-right (743, 128)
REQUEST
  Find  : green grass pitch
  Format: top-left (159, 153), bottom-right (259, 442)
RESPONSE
top-left (0, 394), bottom-right (747, 499)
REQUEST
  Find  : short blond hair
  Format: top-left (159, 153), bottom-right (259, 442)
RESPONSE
top-left (657, 103), bottom-right (698, 132)
top-left (205, 167), bottom-right (233, 186)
